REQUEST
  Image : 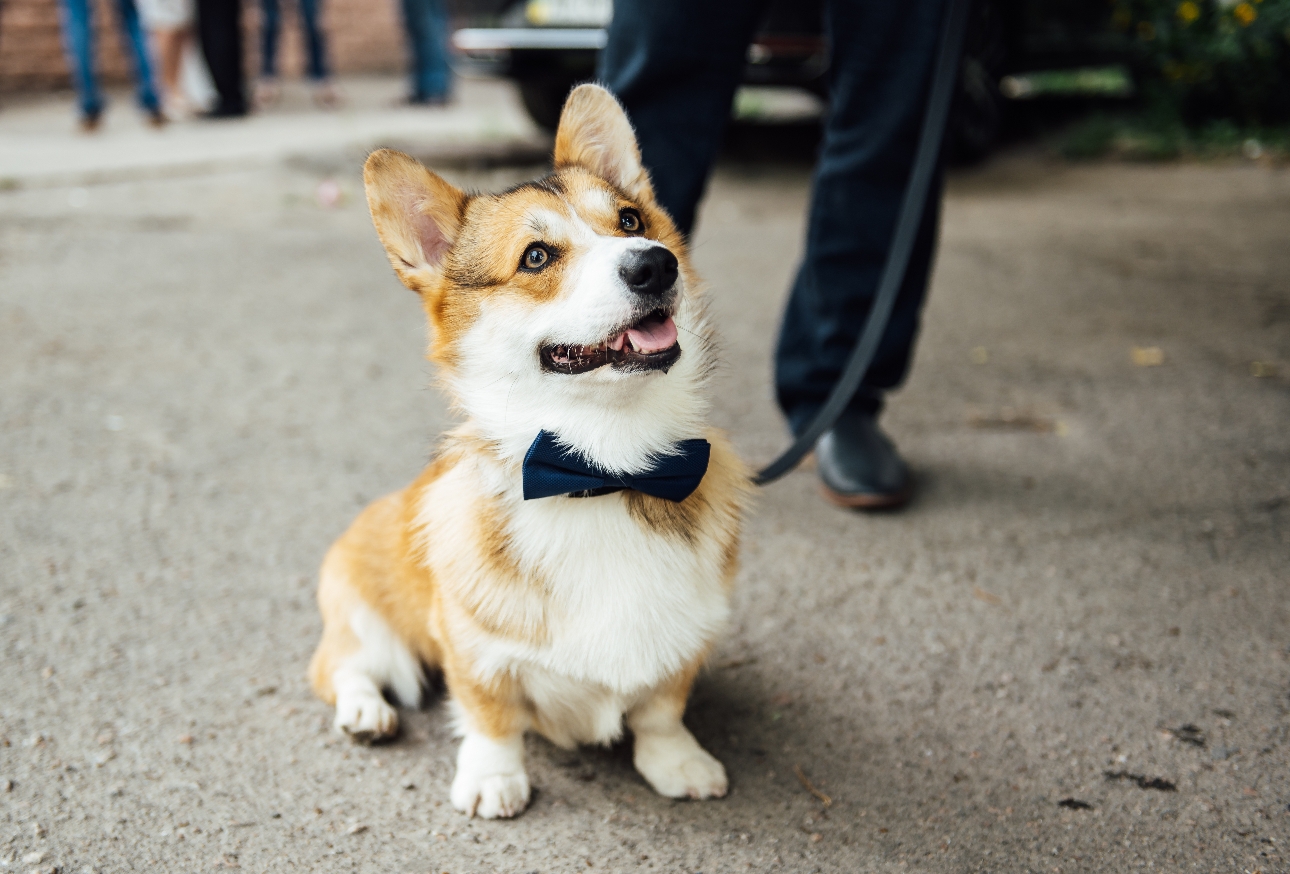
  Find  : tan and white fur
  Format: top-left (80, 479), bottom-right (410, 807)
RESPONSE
top-left (308, 84), bottom-right (750, 819)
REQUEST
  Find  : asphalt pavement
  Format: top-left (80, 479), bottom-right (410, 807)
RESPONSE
top-left (1, 76), bottom-right (1288, 873)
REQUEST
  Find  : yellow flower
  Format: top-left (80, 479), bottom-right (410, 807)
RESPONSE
top-left (1234, 2), bottom-right (1257, 25)
top-left (1177, 1), bottom-right (1199, 23)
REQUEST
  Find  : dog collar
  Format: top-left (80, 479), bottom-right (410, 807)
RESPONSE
top-left (521, 430), bottom-right (710, 502)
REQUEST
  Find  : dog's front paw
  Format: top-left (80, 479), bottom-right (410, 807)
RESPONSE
top-left (634, 732), bottom-right (728, 799)
top-left (334, 690), bottom-right (398, 743)
top-left (451, 732), bottom-right (530, 818)
top-left (451, 769), bottom-right (531, 819)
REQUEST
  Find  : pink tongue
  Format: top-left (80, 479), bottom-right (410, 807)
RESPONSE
top-left (625, 315), bottom-right (678, 354)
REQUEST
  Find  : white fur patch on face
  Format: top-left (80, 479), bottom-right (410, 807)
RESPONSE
top-left (555, 233), bottom-right (661, 346)
top-left (522, 206), bottom-right (571, 245)
top-left (447, 207), bottom-right (713, 474)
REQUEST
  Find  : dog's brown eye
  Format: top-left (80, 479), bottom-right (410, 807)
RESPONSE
top-left (619, 209), bottom-right (642, 234)
top-left (522, 245), bottom-right (549, 270)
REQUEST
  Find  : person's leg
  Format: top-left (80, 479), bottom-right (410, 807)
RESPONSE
top-left (775, 180), bottom-right (943, 430)
top-left (399, 0), bottom-right (423, 99)
top-left (597, 0), bottom-right (768, 237)
top-left (298, 0), bottom-right (337, 105)
top-left (57, 0), bottom-right (104, 121)
top-left (259, 0), bottom-right (279, 79)
top-left (404, 0), bottom-right (450, 101)
top-left (774, 0), bottom-right (952, 507)
top-left (157, 29), bottom-right (182, 99)
top-left (298, 0), bottom-right (327, 81)
top-left (196, 0), bottom-right (246, 115)
top-left (253, 0), bottom-right (282, 105)
top-left (774, 0), bottom-right (948, 424)
top-left (417, 0), bottom-right (454, 99)
top-left (116, 0), bottom-right (162, 113)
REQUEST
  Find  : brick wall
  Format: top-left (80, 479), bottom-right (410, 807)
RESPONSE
top-left (0, 0), bottom-right (408, 92)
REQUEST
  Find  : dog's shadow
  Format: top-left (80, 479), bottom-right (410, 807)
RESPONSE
top-left (363, 662), bottom-right (821, 804)
top-left (519, 673), bottom-right (762, 798)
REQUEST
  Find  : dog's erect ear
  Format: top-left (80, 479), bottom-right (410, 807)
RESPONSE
top-left (553, 84), bottom-right (653, 202)
top-left (363, 149), bottom-right (466, 292)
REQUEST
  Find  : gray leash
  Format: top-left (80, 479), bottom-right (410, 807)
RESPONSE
top-left (753, 0), bottom-right (972, 485)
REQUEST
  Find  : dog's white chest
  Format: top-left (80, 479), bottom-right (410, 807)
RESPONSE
top-left (488, 493), bottom-right (729, 698)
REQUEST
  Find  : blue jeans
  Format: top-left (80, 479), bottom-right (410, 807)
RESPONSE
top-left (260, 0), bottom-right (328, 80)
top-left (599, 0), bottom-right (949, 430)
top-left (58, 0), bottom-right (160, 117)
top-left (400, 0), bottom-right (450, 100)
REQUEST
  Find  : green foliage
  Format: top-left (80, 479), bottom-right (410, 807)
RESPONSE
top-left (1060, 115), bottom-right (1121, 158)
top-left (1110, 0), bottom-right (1290, 124)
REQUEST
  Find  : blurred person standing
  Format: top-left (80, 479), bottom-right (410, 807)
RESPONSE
top-left (196, 0), bottom-right (248, 116)
top-left (600, 0), bottom-right (955, 509)
top-left (254, 0), bottom-right (338, 107)
top-left (57, 0), bottom-right (166, 129)
top-left (137, 0), bottom-right (195, 117)
top-left (401, 0), bottom-right (451, 105)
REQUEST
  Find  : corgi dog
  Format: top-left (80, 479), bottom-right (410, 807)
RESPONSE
top-left (308, 84), bottom-right (750, 819)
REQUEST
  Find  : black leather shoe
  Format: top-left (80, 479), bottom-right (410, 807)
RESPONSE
top-left (201, 102), bottom-right (248, 119)
top-left (815, 410), bottom-right (913, 509)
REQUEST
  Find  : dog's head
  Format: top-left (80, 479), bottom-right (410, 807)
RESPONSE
top-left (363, 84), bottom-right (713, 473)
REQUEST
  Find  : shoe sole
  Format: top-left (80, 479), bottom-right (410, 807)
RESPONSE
top-left (818, 480), bottom-right (913, 511)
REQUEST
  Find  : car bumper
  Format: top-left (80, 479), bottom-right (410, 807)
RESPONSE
top-left (452, 27), bottom-right (607, 54)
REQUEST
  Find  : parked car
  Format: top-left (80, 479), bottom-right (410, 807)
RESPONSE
top-left (451, 0), bottom-right (1123, 159)
top-left (451, 0), bottom-right (826, 131)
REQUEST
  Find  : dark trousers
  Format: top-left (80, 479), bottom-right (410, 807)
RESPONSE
top-left (260, 0), bottom-right (328, 80)
top-left (599, 0), bottom-right (947, 432)
top-left (197, 0), bottom-right (247, 115)
top-left (400, 0), bottom-right (451, 100)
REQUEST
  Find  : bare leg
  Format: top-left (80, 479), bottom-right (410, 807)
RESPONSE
top-left (152, 26), bottom-right (188, 114)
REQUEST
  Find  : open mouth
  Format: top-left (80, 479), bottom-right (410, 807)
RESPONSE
top-left (540, 309), bottom-right (681, 375)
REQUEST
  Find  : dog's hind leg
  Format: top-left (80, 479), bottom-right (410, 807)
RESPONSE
top-left (309, 558), bottom-right (423, 743)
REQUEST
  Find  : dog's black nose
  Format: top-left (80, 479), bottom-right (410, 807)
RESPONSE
top-left (619, 247), bottom-right (678, 298)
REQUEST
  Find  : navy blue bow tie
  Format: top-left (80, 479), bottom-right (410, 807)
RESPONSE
top-left (522, 430), bottom-right (710, 502)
